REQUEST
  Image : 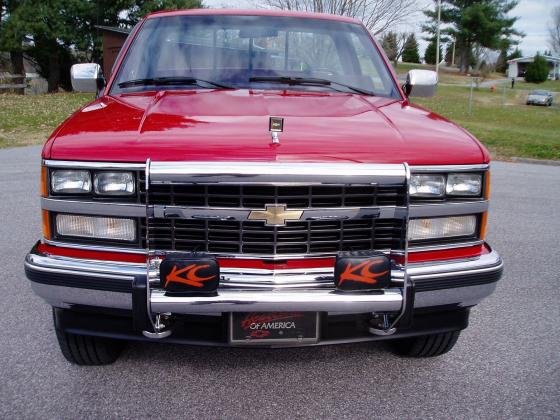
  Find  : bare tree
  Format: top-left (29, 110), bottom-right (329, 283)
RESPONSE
top-left (261, 0), bottom-right (419, 35)
top-left (549, 6), bottom-right (560, 54)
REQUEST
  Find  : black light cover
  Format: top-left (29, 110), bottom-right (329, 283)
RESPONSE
top-left (159, 253), bottom-right (220, 294)
top-left (334, 251), bottom-right (391, 291)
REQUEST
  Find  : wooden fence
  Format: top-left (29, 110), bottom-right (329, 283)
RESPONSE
top-left (0, 74), bottom-right (27, 94)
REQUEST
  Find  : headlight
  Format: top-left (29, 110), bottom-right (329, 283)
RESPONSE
top-left (408, 215), bottom-right (477, 241)
top-left (446, 173), bottom-right (482, 196)
top-left (56, 214), bottom-right (136, 241)
top-left (94, 172), bottom-right (135, 195)
top-left (409, 174), bottom-right (445, 197)
top-left (51, 170), bottom-right (91, 194)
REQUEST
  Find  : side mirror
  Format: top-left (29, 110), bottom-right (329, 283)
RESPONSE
top-left (71, 63), bottom-right (105, 94)
top-left (403, 69), bottom-right (438, 97)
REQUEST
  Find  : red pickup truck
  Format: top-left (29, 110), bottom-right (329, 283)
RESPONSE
top-left (25, 9), bottom-right (503, 365)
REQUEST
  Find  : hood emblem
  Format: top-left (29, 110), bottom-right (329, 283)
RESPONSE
top-left (269, 116), bottom-right (284, 144)
top-left (248, 204), bottom-right (303, 226)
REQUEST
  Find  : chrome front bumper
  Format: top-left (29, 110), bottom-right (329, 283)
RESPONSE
top-left (25, 244), bottom-right (503, 315)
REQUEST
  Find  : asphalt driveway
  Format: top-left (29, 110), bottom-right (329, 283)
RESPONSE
top-left (0, 146), bottom-right (558, 419)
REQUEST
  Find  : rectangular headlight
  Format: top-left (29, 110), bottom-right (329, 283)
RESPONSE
top-left (56, 214), bottom-right (136, 241)
top-left (94, 172), bottom-right (135, 195)
top-left (51, 170), bottom-right (91, 194)
top-left (408, 215), bottom-right (477, 241)
top-left (409, 174), bottom-right (445, 197)
top-left (446, 173), bottom-right (482, 196)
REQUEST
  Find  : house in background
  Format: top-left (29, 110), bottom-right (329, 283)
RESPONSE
top-left (507, 55), bottom-right (560, 80)
top-left (0, 52), bottom-right (48, 94)
top-left (95, 26), bottom-right (131, 79)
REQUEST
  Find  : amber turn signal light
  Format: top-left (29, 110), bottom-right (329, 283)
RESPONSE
top-left (42, 210), bottom-right (52, 240)
top-left (41, 166), bottom-right (48, 197)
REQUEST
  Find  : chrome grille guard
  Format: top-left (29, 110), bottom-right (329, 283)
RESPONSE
top-left (138, 160), bottom-right (411, 338)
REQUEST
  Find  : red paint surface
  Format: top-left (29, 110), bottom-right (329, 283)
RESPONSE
top-left (38, 243), bottom-right (147, 263)
top-left (39, 243), bottom-right (487, 267)
top-left (44, 90), bottom-right (487, 164)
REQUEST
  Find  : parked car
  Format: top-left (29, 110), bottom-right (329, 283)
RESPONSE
top-left (25, 9), bottom-right (503, 365)
top-left (526, 90), bottom-right (553, 106)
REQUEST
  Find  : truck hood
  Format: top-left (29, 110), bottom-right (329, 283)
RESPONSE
top-left (45, 89), bottom-right (487, 165)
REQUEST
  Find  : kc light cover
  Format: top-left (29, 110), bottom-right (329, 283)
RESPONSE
top-left (51, 170), bottom-right (92, 194)
top-left (94, 172), bottom-right (135, 195)
top-left (56, 214), bottom-right (136, 241)
top-left (408, 215), bottom-right (477, 241)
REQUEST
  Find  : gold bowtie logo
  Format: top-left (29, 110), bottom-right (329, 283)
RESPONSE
top-left (248, 204), bottom-right (303, 226)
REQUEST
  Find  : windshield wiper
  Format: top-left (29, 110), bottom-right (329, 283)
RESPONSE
top-left (249, 76), bottom-right (374, 96)
top-left (117, 77), bottom-right (234, 89)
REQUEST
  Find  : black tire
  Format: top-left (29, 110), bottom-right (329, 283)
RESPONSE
top-left (390, 330), bottom-right (461, 358)
top-left (53, 309), bottom-right (126, 365)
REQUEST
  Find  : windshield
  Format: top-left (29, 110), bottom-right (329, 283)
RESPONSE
top-left (112, 15), bottom-right (399, 97)
top-left (530, 90), bottom-right (548, 95)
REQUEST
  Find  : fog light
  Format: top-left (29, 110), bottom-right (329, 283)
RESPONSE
top-left (408, 216), bottom-right (477, 241)
top-left (56, 214), bottom-right (136, 241)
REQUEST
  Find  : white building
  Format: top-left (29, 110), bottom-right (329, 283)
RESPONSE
top-left (507, 55), bottom-right (560, 80)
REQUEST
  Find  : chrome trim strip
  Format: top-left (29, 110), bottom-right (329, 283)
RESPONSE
top-left (42, 198), bottom-right (146, 217)
top-left (406, 240), bottom-right (483, 253)
top-left (43, 239), bottom-right (146, 254)
top-left (410, 164), bottom-right (489, 172)
top-left (42, 199), bottom-right (487, 224)
top-left (149, 161), bottom-right (407, 185)
top-left (409, 200), bottom-right (488, 218)
top-left (43, 160), bottom-right (145, 170)
top-left (150, 289), bottom-right (403, 314)
top-left (153, 205), bottom-right (406, 221)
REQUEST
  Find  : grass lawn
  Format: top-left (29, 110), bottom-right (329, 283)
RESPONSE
top-left (414, 84), bottom-right (560, 160)
top-left (0, 93), bottom-right (94, 149)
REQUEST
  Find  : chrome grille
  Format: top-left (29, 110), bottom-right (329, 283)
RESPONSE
top-left (141, 218), bottom-right (404, 255)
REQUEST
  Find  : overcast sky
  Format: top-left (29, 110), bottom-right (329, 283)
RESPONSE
top-left (203, 0), bottom-right (560, 57)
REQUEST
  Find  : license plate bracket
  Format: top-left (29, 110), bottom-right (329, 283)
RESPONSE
top-left (229, 312), bottom-right (319, 345)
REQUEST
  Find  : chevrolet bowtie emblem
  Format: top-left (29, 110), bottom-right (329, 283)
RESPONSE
top-left (248, 204), bottom-right (303, 226)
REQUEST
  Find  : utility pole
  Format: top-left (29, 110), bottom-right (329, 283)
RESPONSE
top-left (435, 0), bottom-right (441, 75)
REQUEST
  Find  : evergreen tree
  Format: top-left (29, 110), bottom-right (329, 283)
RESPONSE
top-left (424, 38), bottom-right (441, 65)
top-left (525, 53), bottom-right (549, 83)
top-left (423, 0), bottom-right (523, 73)
top-left (0, 0), bottom-right (202, 92)
top-left (381, 31), bottom-right (398, 62)
top-left (401, 33), bottom-right (420, 63)
top-left (507, 47), bottom-right (522, 60)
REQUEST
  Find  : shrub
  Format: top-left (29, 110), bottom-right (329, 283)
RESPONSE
top-left (524, 54), bottom-right (549, 83)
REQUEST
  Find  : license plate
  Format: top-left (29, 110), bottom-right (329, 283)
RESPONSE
top-left (229, 312), bottom-right (319, 345)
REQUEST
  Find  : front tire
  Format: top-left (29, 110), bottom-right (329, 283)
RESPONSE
top-left (53, 309), bottom-right (126, 365)
top-left (390, 331), bottom-right (461, 358)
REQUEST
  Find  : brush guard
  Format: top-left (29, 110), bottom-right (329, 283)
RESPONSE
top-left (132, 160), bottom-right (414, 340)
